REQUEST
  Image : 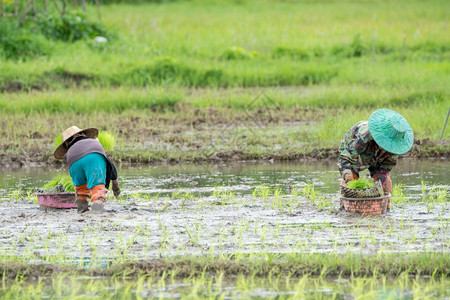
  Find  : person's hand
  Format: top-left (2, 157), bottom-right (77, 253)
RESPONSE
top-left (342, 170), bottom-right (355, 183)
top-left (112, 180), bottom-right (121, 197)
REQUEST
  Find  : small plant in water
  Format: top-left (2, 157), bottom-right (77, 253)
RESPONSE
top-left (392, 184), bottom-right (407, 203)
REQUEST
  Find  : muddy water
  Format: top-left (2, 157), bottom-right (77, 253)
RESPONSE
top-left (1, 158), bottom-right (449, 197)
top-left (0, 158), bottom-right (448, 266)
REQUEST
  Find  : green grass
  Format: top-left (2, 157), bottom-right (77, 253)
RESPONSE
top-left (0, 0), bottom-right (449, 90)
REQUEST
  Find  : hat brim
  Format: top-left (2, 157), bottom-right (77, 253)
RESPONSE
top-left (54, 128), bottom-right (98, 159)
top-left (368, 109), bottom-right (414, 155)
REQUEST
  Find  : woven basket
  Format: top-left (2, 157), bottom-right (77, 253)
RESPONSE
top-left (341, 180), bottom-right (384, 198)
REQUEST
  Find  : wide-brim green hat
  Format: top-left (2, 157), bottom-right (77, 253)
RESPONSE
top-left (368, 109), bottom-right (414, 155)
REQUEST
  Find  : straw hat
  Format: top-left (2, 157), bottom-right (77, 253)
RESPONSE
top-left (368, 109), bottom-right (414, 155)
top-left (54, 126), bottom-right (98, 159)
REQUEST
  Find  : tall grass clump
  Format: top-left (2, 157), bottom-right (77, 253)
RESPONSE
top-left (272, 46), bottom-right (310, 60)
top-left (0, 21), bottom-right (49, 60)
top-left (219, 46), bottom-right (259, 60)
top-left (122, 56), bottom-right (226, 87)
top-left (36, 11), bottom-right (111, 42)
top-left (331, 34), bottom-right (367, 58)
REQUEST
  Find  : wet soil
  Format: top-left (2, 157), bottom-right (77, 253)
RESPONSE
top-left (1, 192), bottom-right (448, 267)
top-left (0, 160), bottom-right (448, 283)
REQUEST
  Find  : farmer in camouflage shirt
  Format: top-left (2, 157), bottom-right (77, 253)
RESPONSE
top-left (337, 109), bottom-right (414, 208)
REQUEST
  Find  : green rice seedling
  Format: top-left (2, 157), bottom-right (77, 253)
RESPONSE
top-left (302, 183), bottom-right (318, 202)
top-left (42, 173), bottom-right (74, 192)
top-left (270, 188), bottom-right (283, 209)
top-left (54, 134), bottom-right (63, 149)
top-left (392, 184), bottom-right (407, 203)
top-left (97, 131), bottom-right (115, 152)
top-left (421, 181), bottom-right (427, 202)
top-left (8, 189), bottom-right (22, 202)
top-left (300, 183), bottom-right (333, 211)
top-left (346, 178), bottom-right (374, 189)
top-left (253, 185), bottom-right (271, 202)
top-left (316, 195), bottom-right (333, 212)
top-left (426, 185), bottom-right (448, 203)
top-left (212, 188), bottom-right (236, 205)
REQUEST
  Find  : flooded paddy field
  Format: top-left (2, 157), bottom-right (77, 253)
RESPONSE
top-left (0, 159), bottom-right (448, 298)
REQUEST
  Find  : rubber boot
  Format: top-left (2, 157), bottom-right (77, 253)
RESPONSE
top-left (75, 184), bottom-right (91, 213)
top-left (90, 185), bottom-right (107, 212)
top-left (76, 194), bottom-right (89, 213)
top-left (91, 200), bottom-right (105, 211)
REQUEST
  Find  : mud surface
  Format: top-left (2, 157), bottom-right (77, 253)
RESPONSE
top-left (1, 198), bottom-right (448, 260)
top-left (0, 160), bottom-right (448, 267)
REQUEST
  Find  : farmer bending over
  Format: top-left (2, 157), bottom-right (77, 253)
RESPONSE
top-left (337, 109), bottom-right (413, 209)
top-left (54, 126), bottom-right (121, 213)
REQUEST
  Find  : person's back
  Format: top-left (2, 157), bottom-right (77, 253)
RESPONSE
top-left (337, 109), bottom-right (414, 210)
top-left (54, 126), bottom-right (120, 212)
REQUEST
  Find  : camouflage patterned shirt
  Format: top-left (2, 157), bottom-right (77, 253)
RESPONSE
top-left (337, 121), bottom-right (398, 178)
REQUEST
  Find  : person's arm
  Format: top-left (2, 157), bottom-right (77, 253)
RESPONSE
top-left (110, 162), bottom-right (120, 197)
top-left (370, 153), bottom-right (398, 182)
top-left (112, 179), bottom-right (121, 197)
top-left (338, 133), bottom-right (370, 181)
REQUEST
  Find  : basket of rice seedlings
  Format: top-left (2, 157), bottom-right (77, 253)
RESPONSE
top-left (34, 174), bottom-right (76, 209)
top-left (341, 178), bottom-right (382, 198)
top-left (340, 179), bottom-right (390, 215)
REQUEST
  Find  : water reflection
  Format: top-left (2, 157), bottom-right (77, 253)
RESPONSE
top-left (0, 158), bottom-right (448, 197)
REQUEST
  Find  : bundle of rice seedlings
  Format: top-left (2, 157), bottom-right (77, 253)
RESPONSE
top-left (42, 174), bottom-right (75, 192)
top-left (346, 178), bottom-right (374, 189)
top-left (97, 131), bottom-right (115, 151)
top-left (54, 134), bottom-right (63, 148)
